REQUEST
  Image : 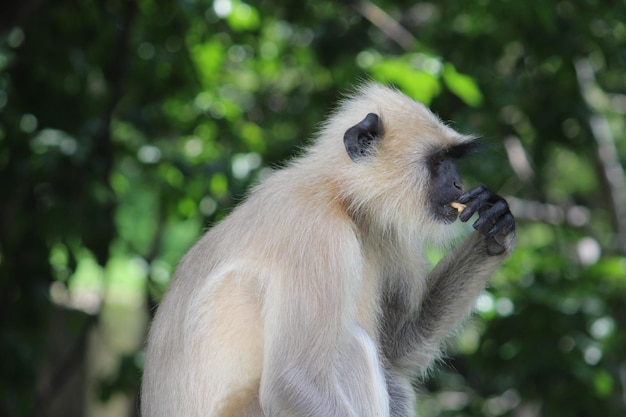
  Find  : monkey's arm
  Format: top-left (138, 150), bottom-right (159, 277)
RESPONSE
top-left (382, 186), bottom-right (515, 376)
top-left (258, 221), bottom-right (390, 417)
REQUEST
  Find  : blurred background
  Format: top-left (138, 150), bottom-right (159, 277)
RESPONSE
top-left (1, 0), bottom-right (625, 416)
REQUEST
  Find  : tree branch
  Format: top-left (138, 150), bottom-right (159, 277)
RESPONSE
top-left (574, 57), bottom-right (626, 251)
top-left (30, 314), bottom-right (97, 417)
top-left (352, 0), bottom-right (416, 51)
top-left (507, 196), bottom-right (590, 227)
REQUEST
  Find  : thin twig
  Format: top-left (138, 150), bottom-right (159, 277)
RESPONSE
top-left (352, 0), bottom-right (416, 51)
top-left (503, 135), bottom-right (535, 183)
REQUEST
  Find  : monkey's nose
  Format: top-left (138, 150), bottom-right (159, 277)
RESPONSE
top-left (453, 181), bottom-right (462, 191)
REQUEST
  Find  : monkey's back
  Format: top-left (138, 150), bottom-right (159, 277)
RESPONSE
top-left (141, 164), bottom-right (355, 417)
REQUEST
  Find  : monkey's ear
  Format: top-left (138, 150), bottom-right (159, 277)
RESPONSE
top-left (343, 113), bottom-right (384, 162)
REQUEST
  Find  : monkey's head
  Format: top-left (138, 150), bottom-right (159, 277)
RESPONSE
top-left (314, 83), bottom-right (481, 245)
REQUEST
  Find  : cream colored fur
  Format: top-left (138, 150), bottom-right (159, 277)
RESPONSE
top-left (141, 83), bottom-right (513, 417)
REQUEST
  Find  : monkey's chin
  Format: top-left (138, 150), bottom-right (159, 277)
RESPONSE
top-left (435, 204), bottom-right (460, 224)
top-left (424, 217), bottom-right (464, 248)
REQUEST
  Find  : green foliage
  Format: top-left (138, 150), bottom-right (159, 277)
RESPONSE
top-left (442, 63), bottom-right (483, 107)
top-left (365, 53), bottom-right (442, 105)
top-left (1, 0), bottom-right (625, 416)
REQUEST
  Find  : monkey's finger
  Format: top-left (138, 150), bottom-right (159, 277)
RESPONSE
top-left (459, 191), bottom-right (492, 222)
top-left (472, 199), bottom-right (510, 231)
top-left (486, 213), bottom-right (516, 237)
top-left (459, 201), bottom-right (481, 222)
top-left (458, 185), bottom-right (488, 204)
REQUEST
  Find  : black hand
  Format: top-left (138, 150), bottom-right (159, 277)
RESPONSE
top-left (458, 186), bottom-right (515, 255)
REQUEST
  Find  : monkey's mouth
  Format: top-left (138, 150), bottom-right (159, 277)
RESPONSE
top-left (441, 203), bottom-right (461, 223)
top-left (430, 201), bottom-right (461, 224)
top-left (428, 190), bottom-right (463, 224)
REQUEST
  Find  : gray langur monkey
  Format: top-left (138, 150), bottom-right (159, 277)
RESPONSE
top-left (141, 83), bottom-right (516, 417)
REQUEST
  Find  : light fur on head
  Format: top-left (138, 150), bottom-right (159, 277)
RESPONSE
top-left (301, 82), bottom-right (472, 247)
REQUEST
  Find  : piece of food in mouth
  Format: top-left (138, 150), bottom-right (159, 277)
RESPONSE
top-left (450, 202), bottom-right (467, 213)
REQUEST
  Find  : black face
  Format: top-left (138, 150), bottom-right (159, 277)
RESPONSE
top-left (427, 142), bottom-right (483, 223)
